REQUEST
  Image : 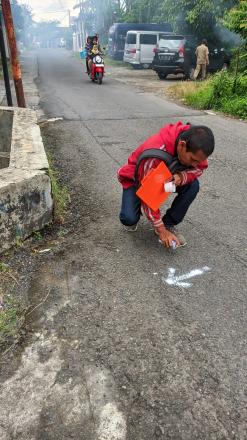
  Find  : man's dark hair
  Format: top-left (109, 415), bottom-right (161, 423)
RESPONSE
top-left (202, 38), bottom-right (208, 45)
top-left (179, 126), bottom-right (215, 157)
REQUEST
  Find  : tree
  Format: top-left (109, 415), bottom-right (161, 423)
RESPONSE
top-left (74, 0), bottom-right (242, 47)
top-left (86, 0), bottom-right (239, 44)
top-left (157, 0), bottom-right (238, 41)
top-left (12, 0), bottom-right (33, 45)
top-left (225, 0), bottom-right (247, 71)
top-left (225, 0), bottom-right (247, 39)
top-left (122, 0), bottom-right (161, 22)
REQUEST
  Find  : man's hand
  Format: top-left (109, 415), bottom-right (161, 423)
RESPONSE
top-left (173, 173), bottom-right (182, 186)
top-left (155, 224), bottom-right (180, 248)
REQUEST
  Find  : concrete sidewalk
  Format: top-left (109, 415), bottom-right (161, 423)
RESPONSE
top-left (0, 52), bottom-right (52, 251)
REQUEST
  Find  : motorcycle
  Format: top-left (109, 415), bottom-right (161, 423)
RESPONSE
top-left (90, 53), bottom-right (105, 85)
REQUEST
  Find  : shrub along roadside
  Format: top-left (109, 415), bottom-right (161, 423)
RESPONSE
top-left (48, 157), bottom-right (69, 225)
top-left (168, 72), bottom-right (247, 120)
top-left (0, 263), bottom-right (24, 352)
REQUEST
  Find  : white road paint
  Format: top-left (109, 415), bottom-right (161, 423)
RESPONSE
top-left (46, 117), bottom-right (63, 123)
top-left (204, 110), bottom-right (216, 116)
top-left (39, 117), bottom-right (63, 126)
top-left (163, 266), bottom-right (211, 288)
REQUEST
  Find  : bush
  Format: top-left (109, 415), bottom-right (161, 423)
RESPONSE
top-left (219, 96), bottom-right (247, 119)
top-left (210, 72), bottom-right (234, 100)
top-left (185, 81), bottom-right (213, 109)
top-left (174, 71), bottom-right (247, 119)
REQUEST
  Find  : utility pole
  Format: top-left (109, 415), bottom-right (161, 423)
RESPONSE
top-left (1, 0), bottom-right (26, 108)
top-left (0, 9), bottom-right (12, 106)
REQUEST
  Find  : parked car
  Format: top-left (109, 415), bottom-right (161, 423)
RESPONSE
top-left (124, 30), bottom-right (172, 69)
top-left (108, 23), bottom-right (172, 60)
top-left (152, 34), bottom-right (231, 79)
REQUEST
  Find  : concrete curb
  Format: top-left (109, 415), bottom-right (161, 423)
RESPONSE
top-left (0, 106), bottom-right (53, 253)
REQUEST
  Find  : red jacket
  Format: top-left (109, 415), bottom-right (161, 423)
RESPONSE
top-left (117, 121), bottom-right (208, 227)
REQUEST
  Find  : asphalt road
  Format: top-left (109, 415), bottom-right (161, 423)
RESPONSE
top-left (1, 49), bottom-right (246, 440)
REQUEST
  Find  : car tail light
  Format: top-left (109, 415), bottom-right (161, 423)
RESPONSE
top-left (178, 44), bottom-right (185, 58)
top-left (130, 48), bottom-right (136, 54)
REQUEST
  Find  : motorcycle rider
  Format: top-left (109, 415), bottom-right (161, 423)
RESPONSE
top-left (86, 36), bottom-right (102, 75)
top-left (88, 43), bottom-right (102, 74)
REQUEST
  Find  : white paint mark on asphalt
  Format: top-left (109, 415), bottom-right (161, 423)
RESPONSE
top-left (163, 266), bottom-right (211, 288)
top-left (38, 248), bottom-right (51, 253)
top-left (97, 402), bottom-right (127, 440)
top-left (205, 110), bottom-right (216, 115)
top-left (39, 117), bottom-right (63, 126)
top-left (46, 117), bottom-right (63, 123)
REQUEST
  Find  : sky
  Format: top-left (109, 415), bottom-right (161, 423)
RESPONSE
top-left (20, 0), bottom-right (76, 26)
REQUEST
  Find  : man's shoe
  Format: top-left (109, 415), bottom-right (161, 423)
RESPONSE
top-left (166, 226), bottom-right (187, 248)
top-left (124, 224), bottom-right (138, 232)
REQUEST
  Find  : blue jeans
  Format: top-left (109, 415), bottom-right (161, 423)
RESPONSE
top-left (119, 180), bottom-right (199, 227)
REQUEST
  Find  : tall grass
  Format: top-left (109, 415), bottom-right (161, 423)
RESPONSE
top-left (168, 72), bottom-right (247, 119)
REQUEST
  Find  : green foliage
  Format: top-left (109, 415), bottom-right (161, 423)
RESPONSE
top-left (224, 0), bottom-right (247, 71)
top-left (82, 0), bottom-right (240, 47)
top-left (160, 1), bottom-right (231, 33)
top-left (157, 0), bottom-right (239, 43)
top-left (225, 0), bottom-right (247, 39)
top-left (15, 236), bottom-right (23, 248)
top-left (48, 167), bottom-right (69, 225)
top-left (33, 231), bottom-right (43, 241)
top-left (104, 55), bottom-right (130, 67)
top-left (0, 295), bottom-right (24, 347)
top-left (0, 262), bottom-right (10, 273)
top-left (184, 81), bottom-right (213, 109)
top-left (219, 95), bottom-right (247, 117)
top-left (0, 264), bottom-right (22, 349)
top-left (230, 46), bottom-right (247, 72)
top-left (12, 0), bottom-right (33, 43)
top-left (18, 0), bottom-right (238, 49)
top-left (123, 0), bottom-right (161, 23)
top-left (12, 0), bottom-right (241, 49)
top-left (183, 71), bottom-right (247, 118)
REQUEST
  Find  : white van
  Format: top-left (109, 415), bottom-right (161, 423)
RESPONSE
top-left (124, 30), bottom-right (170, 68)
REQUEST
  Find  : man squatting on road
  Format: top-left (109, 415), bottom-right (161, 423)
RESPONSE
top-left (118, 121), bottom-right (215, 248)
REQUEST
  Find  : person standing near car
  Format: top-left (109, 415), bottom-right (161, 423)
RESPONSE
top-left (194, 39), bottom-right (209, 80)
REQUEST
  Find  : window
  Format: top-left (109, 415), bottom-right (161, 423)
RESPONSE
top-left (126, 34), bottom-right (137, 44)
top-left (140, 34), bottom-right (157, 45)
top-left (158, 36), bottom-right (184, 49)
